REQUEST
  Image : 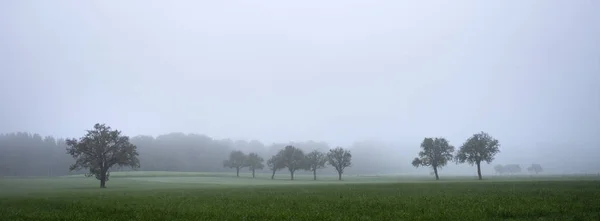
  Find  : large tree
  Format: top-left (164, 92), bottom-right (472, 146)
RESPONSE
top-left (327, 147), bottom-right (352, 180)
top-left (411, 137), bottom-right (454, 180)
top-left (455, 131), bottom-right (500, 180)
top-left (527, 164), bottom-right (543, 174)
top-left (305, 150), bottom-right (327, 180)
top-left (65, 123), bottom-right (140, 188)
top-left (245, 152), bottom-right (264, 178)
top-left (280, 145), bottom-right (305, 180)
top-left (223, 150), bottom-right (247, 177)
top-left (267, 152), bottom-right (285, 179)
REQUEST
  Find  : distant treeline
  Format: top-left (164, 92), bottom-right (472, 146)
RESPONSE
top-left (0, 132), bottom-right (407, 177)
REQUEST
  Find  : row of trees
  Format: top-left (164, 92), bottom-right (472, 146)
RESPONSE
top-left (494, 164), bottom-right (521, 175)
top-left (0, 131), bottom-right (239, 176)
top-left (223, 151), bottom-right (264, 178)
top-left (1, 129), bottom-right (406, 177)
top-left (63, 124), bottom-right (353, 187)
top-left (224, 146), bottom-right (352, 180)
top-left (5, 124), bottom-right (521, 187)
top-left (0, 132), bottom-right (73, 176)
top-left (494, 164), bottom-right (543, 175)
top-left (411, 131), bottom-right (500, 180)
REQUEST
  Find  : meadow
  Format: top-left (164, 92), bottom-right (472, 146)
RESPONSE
top-left (1, 172), bottom-right (599, 221)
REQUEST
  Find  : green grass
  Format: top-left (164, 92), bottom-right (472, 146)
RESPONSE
top-left (1, 172), bottom-right (599, 220)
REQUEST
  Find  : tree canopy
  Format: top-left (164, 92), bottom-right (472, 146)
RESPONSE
top-left (65, 123), bottom-right (140, 188)
top-left (411, 137), bottom-right (454, 180)
top-left (455, 131), bottom-right (500, 180)
top-left (266, 152), bottom-right (285, 179)
top-left (527, 164), bottom-right (543, 174)
top-left (327, 147), bottom-right (352, 180)
top-left (503, 164), bottom-right (522, 174)
top-left (0, 133), bottom-right (430, 177)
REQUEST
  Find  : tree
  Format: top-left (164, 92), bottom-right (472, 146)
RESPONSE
top-left (245, 152), bottom-right (264, 178)
top-left (494, 164), bottom-right (505, 175)
top-left (527, 164), bottom-right (543, 174)
top-left (411, 137), bottom-right (454, 180)
top-left (267, 152), bottom-right (285, 179)
top-left (223, 150), bottom-right (247, 177)
top-left (327, 147), bottom-right (352, 180)
top-left (504, 164), bottom-right (521, 174)
top-left (65, 123), bottom-right (140, 188)
top-left (305, 150), bottom-right (327, 180)
top-left (280, 145), bottom-right (305, 180)
top-left (455, 131), bottom-right (500, 180)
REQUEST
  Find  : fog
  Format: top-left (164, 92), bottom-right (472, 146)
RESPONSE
top-left (1, 0), bottom-right (599, 176)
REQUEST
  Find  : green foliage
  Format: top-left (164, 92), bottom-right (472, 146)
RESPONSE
top-left (455, 132), bottom-right (500, 165)
top-left (223, 150), bottom-right (247, 177)
top-left (246, 153), bottom-right (264, 170)
top-left (305, 150), bottom-right (327, 171)
top-left (455, 131), bottom-right (500, 180)
top-left (305, 150), bottom-right (327, 180)
top-left (0, 132), bottom-right (74, 177)
top-left (279, 145), bottom-right (305, 180)
top-left (266, 153), bottom-right (284, 171)
top-left (266, 152), bottom-right (285, 179)
top-left (65, 123), bottom-right (139, 188)
top-left (1, 178), bottom-right (599, 221)
top-left (412, 138), bottom-right (454, 168)
top-left (245, 153), bottom-right (264, 178)
top-left (412, 137), bottom-right (454, 180)
top-left (503, 164), bottom-right (522, 173)
top-left (327, 147), bottom-right (352, 180)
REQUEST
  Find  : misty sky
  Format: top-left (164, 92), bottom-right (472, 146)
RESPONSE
top-left (1, 0), bottom-right (599, 156)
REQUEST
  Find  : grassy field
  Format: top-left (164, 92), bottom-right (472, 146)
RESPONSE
top-left (1, 172), bottom-right (599, 220)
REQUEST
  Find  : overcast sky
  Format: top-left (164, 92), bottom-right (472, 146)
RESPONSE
top-left (1, 0), bottom-right (598, 154)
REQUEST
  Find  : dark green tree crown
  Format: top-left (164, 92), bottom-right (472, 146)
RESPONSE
top-left (65, 123), bottom-right (140, 182)
top-left (455, 132), bottom-right (500, 165)
top-left (412, 137), bottom-right (454, 169)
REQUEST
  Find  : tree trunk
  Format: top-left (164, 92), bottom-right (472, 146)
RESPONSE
top-left (433, 166), bottom-right (439, 180)
top-left (338, 171), bottom-right (342, 181)
top-left (100, 173), bottom-right (107, 188)
top-left (313, 169), bottom-right (317, 180)
top-left (476, 161), bottom-right (482, 180)
top-left (252, 169), bottom-right (255, 178)
top-left (290, 170), bottom-right (295, 180)
top-left (236, 167), bottom-right (240, 177)
top-left (99, 167), bottom-right (108, 188)
top-left (271, 169), bottom-right (276, 179)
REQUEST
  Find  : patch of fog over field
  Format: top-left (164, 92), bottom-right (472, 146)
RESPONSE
top-left (0, 0), bottom-right (599, 176)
